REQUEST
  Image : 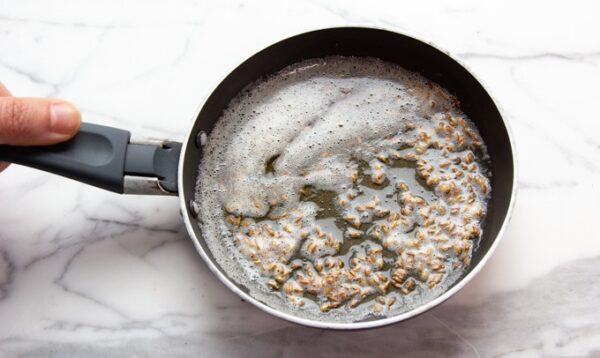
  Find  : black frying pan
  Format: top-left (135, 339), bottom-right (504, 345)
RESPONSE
top-left (0, 27), bottom-right (516, 329)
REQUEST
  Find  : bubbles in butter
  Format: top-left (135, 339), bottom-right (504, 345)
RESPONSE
top-left (195, 57), bottom-right (491, 323)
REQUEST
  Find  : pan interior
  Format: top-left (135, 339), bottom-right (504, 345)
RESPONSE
top-left (180, 27), bottom-right (514, 327)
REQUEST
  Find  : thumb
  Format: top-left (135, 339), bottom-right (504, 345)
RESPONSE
top-left (0, 97), bottom-right (81, 146)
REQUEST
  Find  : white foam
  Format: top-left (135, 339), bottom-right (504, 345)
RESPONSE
top-left (195, 57), bottom-right (490, 323)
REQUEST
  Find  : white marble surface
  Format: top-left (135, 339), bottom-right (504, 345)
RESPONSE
top-left (0, 0), bottom-right (599, 356)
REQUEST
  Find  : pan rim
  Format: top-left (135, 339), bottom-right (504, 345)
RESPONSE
top-left (178, 24), bottom-right (518, 330)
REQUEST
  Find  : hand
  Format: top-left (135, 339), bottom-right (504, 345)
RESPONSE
top-left (0, 82), bottom-right (81, 172)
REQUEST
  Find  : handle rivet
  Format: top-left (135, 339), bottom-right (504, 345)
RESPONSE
top-left (195, 131), bottom-right (207, 149)
top-left (189, 200), bottom-right (201, 218)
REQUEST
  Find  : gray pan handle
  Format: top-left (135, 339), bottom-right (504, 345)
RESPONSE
top-left (0, 122), bottom-right (181, 195)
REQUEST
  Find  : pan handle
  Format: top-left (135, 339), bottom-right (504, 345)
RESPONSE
top-left (0, 122), bottom-right (181, 195)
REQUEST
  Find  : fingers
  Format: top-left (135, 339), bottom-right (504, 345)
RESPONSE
top-left (0, 97), bottom-right (81, 146)
top-left (0, 82), bottom-right (12, 96)
top-left (0, 83), bottom-right (13, 171)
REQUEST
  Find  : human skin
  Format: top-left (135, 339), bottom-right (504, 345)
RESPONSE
top-left (0, 82), bottom-right (81, 172)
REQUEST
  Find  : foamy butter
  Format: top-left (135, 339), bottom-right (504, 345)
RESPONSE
top-left (195, 57), bottom-right (491, 322)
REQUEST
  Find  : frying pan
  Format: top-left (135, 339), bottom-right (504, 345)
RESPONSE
top-left (0, 27), bottom-right (516, 329)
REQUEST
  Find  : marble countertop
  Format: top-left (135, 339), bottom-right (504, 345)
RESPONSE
top-left (1, 0), bottom-right (599, 356)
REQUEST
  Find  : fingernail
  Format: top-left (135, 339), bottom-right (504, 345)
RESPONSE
top-left (50, 102), bottom-right (81, 134)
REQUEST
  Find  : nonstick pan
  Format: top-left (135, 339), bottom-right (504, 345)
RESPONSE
top-left (0, 27), bottom-right (516, 329)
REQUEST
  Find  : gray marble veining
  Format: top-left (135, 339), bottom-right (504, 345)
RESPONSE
top-left (0, 0), bottom-right (599, 356)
